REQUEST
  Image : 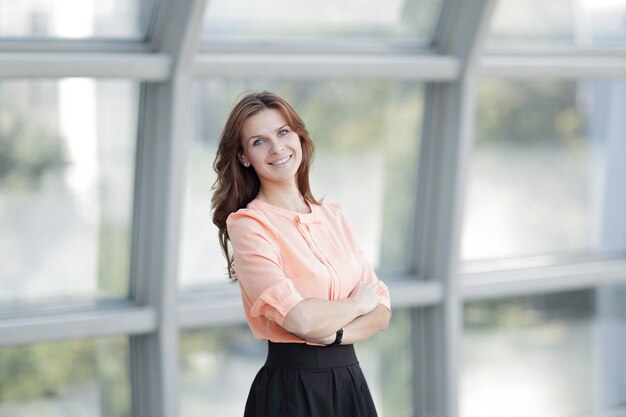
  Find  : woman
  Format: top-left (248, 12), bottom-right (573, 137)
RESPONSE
top-left (212, 91), bottom-right (391, 417)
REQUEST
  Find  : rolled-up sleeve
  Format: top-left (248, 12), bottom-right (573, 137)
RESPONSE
top-left (359, 252), bottom-right (391, 312)
top-left (227, 211), bottom-right (304, 325)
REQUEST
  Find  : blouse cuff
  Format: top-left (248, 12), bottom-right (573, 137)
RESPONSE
top-left (249, 280), bottom-right (304, 325)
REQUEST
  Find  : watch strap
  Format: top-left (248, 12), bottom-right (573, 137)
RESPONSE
top-left (327, 328), bottom-right (344, 346)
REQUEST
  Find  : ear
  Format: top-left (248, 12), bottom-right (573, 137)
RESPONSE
top-left (238, 153), bottom-right (250, 167)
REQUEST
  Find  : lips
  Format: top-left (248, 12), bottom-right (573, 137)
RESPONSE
top-left (269, 155), bottom-right (292, 166)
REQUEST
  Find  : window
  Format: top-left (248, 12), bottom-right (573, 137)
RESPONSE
top-left (0, 79), bottom-right (139, 312)
top-left (488, 0), bottom-right (626, 47)
top-left (0, 337), bottom-right (130, 417)
top-left (463, 285), bottom-right (626, 417)
top-left (200, 0), bottom-right (443, 46)
top-left (0, 0), bottom-right (154, 40)
top-left (462, 79), bottom-right (626, 269)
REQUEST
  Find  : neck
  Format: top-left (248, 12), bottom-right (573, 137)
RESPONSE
top-left (257, 182), bottom-right (310, 214)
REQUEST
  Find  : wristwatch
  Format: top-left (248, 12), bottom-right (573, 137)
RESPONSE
top-left (327, 328), bottom-right (344, 346)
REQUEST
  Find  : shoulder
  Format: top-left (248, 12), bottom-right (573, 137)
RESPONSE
top-left (318, 200), bottom-right (348, 221)
top-left (316, 200), bottom-right (341, 215)
top-left (317, 201), bottom-right (360, 246)
top-left (226, 207), bottom-right (278, 241)
top-left (317, 201), bottom-right (356, 231)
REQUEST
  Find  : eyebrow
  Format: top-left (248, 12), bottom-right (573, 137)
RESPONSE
top-left (247, 124), bottom-right (290, 143)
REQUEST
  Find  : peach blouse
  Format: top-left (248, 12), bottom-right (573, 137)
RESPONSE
top-left (226, 199), bottom-right (391, 343)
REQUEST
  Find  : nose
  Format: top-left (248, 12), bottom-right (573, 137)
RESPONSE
top-left (270, 139), bottom-right (285, 154)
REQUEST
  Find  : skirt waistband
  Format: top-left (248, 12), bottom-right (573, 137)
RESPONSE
top-left (265, 341), bottom-right (358, 370)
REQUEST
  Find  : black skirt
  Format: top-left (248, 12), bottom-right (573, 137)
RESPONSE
top-left (244, 341), bottom-right (378, 417)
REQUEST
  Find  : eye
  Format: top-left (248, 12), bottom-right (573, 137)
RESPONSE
top-left (252, 138), bottom-right (265, 146)
top-left (277, 129), bottom-right (289, 137)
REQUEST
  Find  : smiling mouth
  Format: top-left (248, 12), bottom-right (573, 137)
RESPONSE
top-left (269, 155), bottom-right (292, 166)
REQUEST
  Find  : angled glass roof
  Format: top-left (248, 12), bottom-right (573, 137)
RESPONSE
top-left (487, 0), bottom-right (626, 48)
top-left (200, 0), bottom-right (443, 47)
top-left (0, 0), bottom-right (154, 40)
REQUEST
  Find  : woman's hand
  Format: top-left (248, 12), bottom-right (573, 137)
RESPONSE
top-left (348, 282), bottom-right (379, 316)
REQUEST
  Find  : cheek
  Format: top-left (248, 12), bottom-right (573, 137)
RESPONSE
top-left (291, 136), bottom-right (304, 155)
top-left (245, 147), bottom-right (263, 163)
top-left (297, 140), bottom-right (306, 161)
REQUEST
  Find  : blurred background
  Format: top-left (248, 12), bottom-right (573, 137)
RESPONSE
top-left (1, 0), bottom-right (626, 416)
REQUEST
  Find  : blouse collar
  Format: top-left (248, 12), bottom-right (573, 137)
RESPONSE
top-left (248, 198), bottom-right (322, 224)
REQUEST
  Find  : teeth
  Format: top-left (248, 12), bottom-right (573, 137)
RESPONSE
top-left (270, 156), bottom-right (291, 165)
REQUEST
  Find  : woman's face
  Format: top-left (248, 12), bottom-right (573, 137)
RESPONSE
top-left (239, 108), bottom-right (303, 187)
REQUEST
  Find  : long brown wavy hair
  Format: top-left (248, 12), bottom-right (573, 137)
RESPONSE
top-left (211, 91), bottom-right (320, 281)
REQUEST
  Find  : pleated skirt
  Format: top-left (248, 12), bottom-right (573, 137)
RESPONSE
top-left (244, 341), bottom-right (378, 417)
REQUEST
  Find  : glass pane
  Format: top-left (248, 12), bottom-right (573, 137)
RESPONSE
top-left (200, 0), bottom-right (442, 46)
top-left (0, 337), bottom-right (130, 417)
top-left (461, 79), bottom-right (626, 266)
top-left (488, 0), bottom-right (626, 47)
top-left (180, 80), bottom-right (423, 290)
top-left (180, 309), bottom-right (412, 417)
top-left (462, 285), bottom-right (626, 417)
top-left (0, 0), bottom-right (151, 40)
top-left (0, 79), bottom-right (139, 311)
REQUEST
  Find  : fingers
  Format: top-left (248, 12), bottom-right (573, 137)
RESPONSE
top-left (348, 281), bottom-right (378, 315)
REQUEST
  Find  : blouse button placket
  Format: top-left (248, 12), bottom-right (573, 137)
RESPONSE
top-left (295, 216), bottom-right (340, 299)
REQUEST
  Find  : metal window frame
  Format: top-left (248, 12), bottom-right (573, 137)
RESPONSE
top-left (128, 0), bottom-right (207, 416)
top-left (194, 52), bottom-right (459, 80)
top-left (480, 54), bottom-right (626, 78)
top-left (463, 260), bottom-right (626, 301)
top-left (0, 304), bottom-right (155, 347)
top-left (414, 1), bottom-right (497, 416)
top-left (0, 52), bottom-right (170, 79)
